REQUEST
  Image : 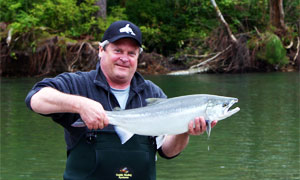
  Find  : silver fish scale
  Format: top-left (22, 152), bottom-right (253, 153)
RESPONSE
top-left (71, 94), bottom-right (240, 138)
top-left (105, 95), bottom-right (227, 136)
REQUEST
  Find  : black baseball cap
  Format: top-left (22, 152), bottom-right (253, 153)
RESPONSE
top-left (101, 20), bottom-right (142, 47)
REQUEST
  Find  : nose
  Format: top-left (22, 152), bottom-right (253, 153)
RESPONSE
top-left (119, 55), bottom-right (129, 62)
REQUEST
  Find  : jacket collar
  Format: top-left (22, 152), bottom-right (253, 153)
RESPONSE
top-left (93, 61), bottom-right (146, 93)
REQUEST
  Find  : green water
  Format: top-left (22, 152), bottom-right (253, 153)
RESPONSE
top-left (1, 72), bottom-right (299, 180)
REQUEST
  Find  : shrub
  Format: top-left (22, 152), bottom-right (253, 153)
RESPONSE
top-left (256, 32), bottom-right (289, 66)
top-left (7, 0), bottom-right (99, 37)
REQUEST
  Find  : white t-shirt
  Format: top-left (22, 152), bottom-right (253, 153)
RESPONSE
top-left (110, 86), bottom-right (130, 110)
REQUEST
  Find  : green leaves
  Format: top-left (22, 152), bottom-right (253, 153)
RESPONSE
top-left (1, 0), bottom-right (298, 62)
top-left (264, 33), bottom-right (289, 65)
top-left (4, 0), bottom-right (100, 37)
top-left (256, 32), bottom-right (289, 66)
top-left (29, 0), bottom-right (98, 36)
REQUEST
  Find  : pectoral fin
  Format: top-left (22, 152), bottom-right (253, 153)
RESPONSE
top-left (114, 126), bottom-right (134, 144)
top-left (206, 120), bottom-right (212, 137)
top-left (155, 135), bottom-right (167, 149)
top-left (71, 118), bottom-right (86, 127)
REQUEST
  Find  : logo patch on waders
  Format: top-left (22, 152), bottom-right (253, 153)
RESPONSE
top-left (116, 167), bottom-right (133, 179)
top-left (64, 133), bottom-right (157, 180)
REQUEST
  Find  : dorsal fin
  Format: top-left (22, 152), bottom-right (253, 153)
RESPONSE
top-left (113, 107), bottom-right (122, 111)
top-left (145, 98), bottom-right (166, 106)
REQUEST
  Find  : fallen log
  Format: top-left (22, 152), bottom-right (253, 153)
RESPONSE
top-left (168, 45), bottom-right (232, 75)
top-left (190, 45), bottom-right (232, 69)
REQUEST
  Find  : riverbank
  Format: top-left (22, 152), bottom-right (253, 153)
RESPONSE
top-left (1, 35), bottom-right (299, 77)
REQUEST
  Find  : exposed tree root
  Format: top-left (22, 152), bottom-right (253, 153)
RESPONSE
top-left (294, 37), bottom-right (300, 62)
top-left (1, 26), bottom-right (299, 77)
top-left (1, 34), bottom-right (99, 77)
top-left (190, 45), bottom-right (231, 70)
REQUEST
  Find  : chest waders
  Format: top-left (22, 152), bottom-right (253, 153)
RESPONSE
top-left (63, 131), bottom-right (157, 180)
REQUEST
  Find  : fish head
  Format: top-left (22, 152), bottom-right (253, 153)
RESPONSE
top-left (205, 96), bottom-right (240, 121)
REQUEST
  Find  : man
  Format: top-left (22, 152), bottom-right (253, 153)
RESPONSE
top-left (25, 20), bottom-right (217, 180)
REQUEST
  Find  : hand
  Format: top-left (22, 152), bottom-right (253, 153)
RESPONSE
top-left (187, 117), bottom-right (217, 135)
top-left (78, 98), bottom-right (109, 130)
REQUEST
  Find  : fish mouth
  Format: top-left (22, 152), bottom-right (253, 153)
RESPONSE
top-left (225, 98), bottom-right (240, 117)
top-left (206, 98), bottom-right (240, 137)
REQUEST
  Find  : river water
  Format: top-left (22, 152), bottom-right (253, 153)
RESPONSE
top-left (1, 72), bottom-right (299, 180)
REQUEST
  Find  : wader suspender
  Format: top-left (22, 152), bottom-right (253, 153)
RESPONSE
top-left (64, 79), bottom-right (158, 180)
top-left (64, 132), bottom-right (157, 180)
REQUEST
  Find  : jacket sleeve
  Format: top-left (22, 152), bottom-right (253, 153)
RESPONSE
top-left (145, 80), bottom-right (167, 99)
top-left (25, 72), bottom-right (78, 108)
top-left (24, 72), bottom-right (85, 127)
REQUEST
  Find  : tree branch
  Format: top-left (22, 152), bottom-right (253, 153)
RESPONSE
top-left (294, 37), bottom-right (300, 62)
top-left (190, 45), bottom-right (232, 69)
top-left (210, 0), bottom-right (237, 43)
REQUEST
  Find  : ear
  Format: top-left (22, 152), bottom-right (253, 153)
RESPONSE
top-left (98, 46), bottom-right (104, 58)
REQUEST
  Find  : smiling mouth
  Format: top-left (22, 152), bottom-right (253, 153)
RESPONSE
top-left (115, 63), bottom-right (130, 69)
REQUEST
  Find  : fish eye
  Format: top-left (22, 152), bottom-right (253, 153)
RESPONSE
top-left (222, 103), bottom-right (228, 107)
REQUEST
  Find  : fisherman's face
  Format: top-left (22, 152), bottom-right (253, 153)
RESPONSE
top-left (99, 38), bottom-right (139, 88)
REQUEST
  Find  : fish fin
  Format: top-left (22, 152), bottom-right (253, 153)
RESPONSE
top-left (113, 107), bottom-right (122, 111)
top-left (114, 126), bottom-right (134, 144)
top-left (71, 118), bottom-right (86, 127)
top-left (145, 98), bottom-right (166, 106)
top-left (155, 135), bottom-right (167, 149)
top-left (206, 120), bottom-right (212, 137)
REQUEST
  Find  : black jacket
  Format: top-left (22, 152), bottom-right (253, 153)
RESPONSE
top-left (25, 63), bottom-right (167, 151)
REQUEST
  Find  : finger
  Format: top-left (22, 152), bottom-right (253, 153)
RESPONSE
top-left (89, 124), bottom-right (97, 130)
top-left (98, 121), bottom-right (104, 129)
top-left (188, 120), bottom-right (196, 134)
top-left (199, 117), bottom-right (206, 133)
top-left (97, 116), bottom-right (107, 129)
top-left (194, 117), bottom-right (201, 133)
top-left (89, 118), bottom-right (102, 130)
top-left (100, 114), bottom-right (109, 129)
top-left (87, 125), bottom-right (93, 130)
top-left (211, 120), bottom-right (218, 128)
top-left (103, 115), bottom-right (109, 127)
top-left (85, 121), bottom-right (94, 130)
top-left (91, 120), bottom-right (99, 130)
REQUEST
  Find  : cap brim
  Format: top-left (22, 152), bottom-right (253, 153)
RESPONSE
top-left (108, 34), bottom-right (142, 47)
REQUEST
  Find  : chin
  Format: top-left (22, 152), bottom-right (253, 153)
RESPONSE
top-left (115, 68), bottom-right (133, 76)
top-left (114, 67), bottom-right (135, 79)
top-left (114, 72), bottom-right (129, 80)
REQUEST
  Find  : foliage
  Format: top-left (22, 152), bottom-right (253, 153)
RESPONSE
top-left (0, 1), bottom-right (128, 46)
top-left (1, 0), bottom-right (298, 64)
top-left (4, 0), bottom-right (99, 37)
top-left (124, 0), bottom-right (218, 55)
top-left (122, 0), bottom-right (292, 55)
top-left (96, 5), bottom-right (128, 40)
top-left (0, 0), bottom-right (40, 22)
top-left (255, 32), bottom-right (289, 66)
top-left (283, 0), bottom-right (300, 27)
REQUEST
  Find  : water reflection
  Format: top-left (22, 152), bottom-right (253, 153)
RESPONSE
top-left (146, 73), bottom-right (299, 180)
top-left (1, 78), bottom-right (66, 180)
top-left (1, 73), bottom-right (299, 180)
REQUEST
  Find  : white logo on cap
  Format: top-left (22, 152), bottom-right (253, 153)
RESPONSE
top-left (119, 24), bottom-right (136, 36)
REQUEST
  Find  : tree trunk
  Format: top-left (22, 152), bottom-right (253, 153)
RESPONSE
top-left (95, 0), bottom-right (106, 19)
top-left (269, 0), bottom-right (287, 33)
top-left (210, 0), bottom-right (237, 43)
